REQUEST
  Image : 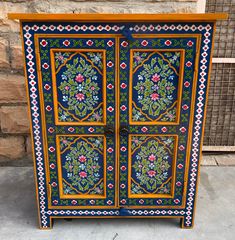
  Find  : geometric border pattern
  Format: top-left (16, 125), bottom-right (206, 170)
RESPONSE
top-left (21, 21), bottom-right (214, 229)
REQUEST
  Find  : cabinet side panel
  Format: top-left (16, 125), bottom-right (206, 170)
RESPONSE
top-left (182, 22), bottom-right (215, 228)
top-left (21, 22), bottom-right (51, 229)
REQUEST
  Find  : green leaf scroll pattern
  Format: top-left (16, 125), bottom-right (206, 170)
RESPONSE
top-left (55, 52), bottom-right (74, 70)
top-left (87, 108), bottom-right (103, 122)
top-left (60, 136), bottom-right (77, 151)
top-left (63, 181), bottom-right (104, 195)
top-left (62, 138), bottom-right (104, 195)
top-left (131, 138), bottom-right (172, 195)
top-left (159, 108), bottom-right (177, 122)
top-left (133, 53), bottom-right (177, 120)
top-left (131, 181), bottom-right (171, 195)
top-left (86, 52), bottom-right (103, 69)
top-left (58, 54), bottom-right (102, 121)
top-left (131, 135), bottom-right (174, 151)
top-left (161, 52), bottom-right (181, 69)
top-left (58, 107), bottom-right (74, 122)
top-left (132, 51), bottom-right (149, 69)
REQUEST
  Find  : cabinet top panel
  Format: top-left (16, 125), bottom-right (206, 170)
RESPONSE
top-left (8, 13), bottom-right (228, 22)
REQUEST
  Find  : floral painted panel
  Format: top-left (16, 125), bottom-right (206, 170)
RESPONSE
top-left (53, 50), bottom-right (105, 124)
top-left (131, 50), bottom-right (181, 123)
top-left (58, 136), bottom-right (105, 197)
top-left (130, 135), bottom-right (175, 197)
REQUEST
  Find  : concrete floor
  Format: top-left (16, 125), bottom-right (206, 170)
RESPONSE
top-left (0, 166), bottom-right (235, 240)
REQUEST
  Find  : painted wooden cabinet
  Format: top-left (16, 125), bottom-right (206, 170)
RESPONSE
top-left (9, 13), bottom-right (226, 229)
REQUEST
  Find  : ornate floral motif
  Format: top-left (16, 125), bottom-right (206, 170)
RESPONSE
top-left (56, 51), bottom-right (104, 123)
top-left (132, 51), bottom-right (180, 123)
top-left (60, 136), bottom-right (104, 195)
top-left (131, 136), bottom-right (174, 195)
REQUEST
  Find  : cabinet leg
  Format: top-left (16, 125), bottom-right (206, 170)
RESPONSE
top-left (180, 217), bottom-right (194, 229)
top-left (39, 216), bottom-right (53, 230)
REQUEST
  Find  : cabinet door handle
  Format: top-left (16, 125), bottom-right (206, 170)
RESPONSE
top-left (120, 126), bottom-right (129, 135)
top-left (104, 125), bottom-right (114, 136)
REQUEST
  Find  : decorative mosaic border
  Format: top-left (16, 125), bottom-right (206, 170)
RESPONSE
top-left (22, 22), bottom-right (214, 228)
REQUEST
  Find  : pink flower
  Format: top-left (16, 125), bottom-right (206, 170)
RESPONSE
top-left (58, 55), bottom-right (64, 61)
top-left (75, 93), bottom-right (85, 101)
top-left (79, 171), bottom-right (87, 178)
top-left (148, 170), bottom-right (156, 177)
top-left (152, 74), bottom-right (160, 82)
top-left (151, 93), bottom-right (159, 101)
top-left (148, 154), bottom-right (156, 162)
top-left (93, 113), bottom-right (101, 121)
top-left (166, 86), bottom-right (171, 90)
top-left (135, 56), bottom-right (141, 61)
top-left (91, 86), bottom-right (95, 91)
top-left (75, 74), bottom-right (84, 82)
top-left (79, 155), bottom-right (86, 162)
top-left (64, 86), bottom-right (70, 90)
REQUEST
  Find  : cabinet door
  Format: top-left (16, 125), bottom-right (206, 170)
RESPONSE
top-left (36, 35), bottom-right (117, 208)
top-left (119, 35), bottom-right (200, 208)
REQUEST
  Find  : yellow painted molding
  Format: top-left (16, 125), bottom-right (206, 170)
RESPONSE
top-left (8, 13), bottom-right (228, 22)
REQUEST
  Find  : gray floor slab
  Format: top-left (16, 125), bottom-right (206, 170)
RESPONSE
top-left (201, 155), bottom-right (217, 166)
top-left (215, 154), bottom-right (235, 166)
top-left (0, 166), bottom-right (235, 240)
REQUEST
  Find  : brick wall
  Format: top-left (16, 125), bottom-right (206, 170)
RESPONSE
top-left (0, 0), bottom-right (198, 165)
